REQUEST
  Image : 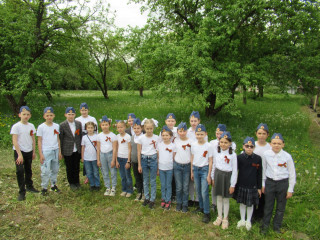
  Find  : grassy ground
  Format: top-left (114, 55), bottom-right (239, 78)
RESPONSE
top-left (0, 90), bottom-right (319, 239)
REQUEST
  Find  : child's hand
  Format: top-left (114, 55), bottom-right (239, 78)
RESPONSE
top-left (286, 192), bottom-right (293, 199)
top-left (211, 180), bottom-right (215, 187)
top-left (81, 158), bottom-right (84, 163)
top-left (261, 187), bottom-right (265, 194)
top-left (32, 152), bottom-right (36, 160)
top-left (97, 160), bottom-right (101, 167)
top-left (116, 161), bottom-right (120, 168)
top-left (207, 175), bottom-right (211, 185)
top-left (111, 160), bottom-right (115, 168)
top-left (39, 154), bottom-right (45, 164)
top-left (258, 189), bottom-right (262, 198)
top-left (138, 165), bottom-right (142, 173)
top-left (125, 162), bottom-right (131, 169)
top-left (190, 172), bottom-right (194, 181)
top-left (16, 155), bottom-right (23, 165)
top-left (229, 187), bottom-right (235, 194)
top-left (59, 153), bottom-right (63, 160)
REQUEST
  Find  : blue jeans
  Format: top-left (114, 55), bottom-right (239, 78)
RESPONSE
top-left (174, 162), bottom-right (190, 207)
top-left (41, 149), bottom-right (60, 189)
top-left (100, 151), bottom-right (117, 189)
top-left (141, 154), bottom-right (157, 202)
top-left (193, 165), bottom-right (210, 214)
top-left (117, 157), bottom-right (133, 194)
top-left (84, 160), bottom-right (100, 187)
top-left (159, 169), bottom-right (173, 203)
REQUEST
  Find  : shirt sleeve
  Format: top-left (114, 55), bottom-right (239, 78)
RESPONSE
top-left (81, 137), bottom-right (85, 146)
top-left (262, 154), bottom-right (267, 188)
top-left (10, 123), bottom-right (18, 135)
top-left (230, 153), bottom-right (238, 187)
top-left (257, 155), bottom-right (262, 189)
top-left (211, 151), bottom-right (216, 180)
top-left (36, 125), bottom-right (42, 137)
top-left (287, 154), bottom-right (296, 192)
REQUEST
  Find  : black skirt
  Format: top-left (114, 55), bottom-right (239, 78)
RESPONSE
top-left (233, 186), bottom-right (260, 206)
top-left (213, 168), bottom-right (232, 198)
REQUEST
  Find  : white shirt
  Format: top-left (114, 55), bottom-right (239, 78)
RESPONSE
top-left (157, 142), bottom-right (175, 170)
top-left (97, 132), bottom-right (117, 153)
top-left (117, 133), bottom-right (131, 158)
top-left (76, 115), bottom-right (98, 134)
top-left (174, 138), bottom-right (192, 164)
top-left (81, 134), bottom-right (98, 161)
top-left (158, 126), bottom-right (178, 143)
top-left (191, 142), bottom-right (213, 167)
top-left (187, 127), bottom-right (208, 143)
top-left (210, 139), bottom-right (237, 152)
top-left (36, 123), bottom-right (59, 151)
top-left (10, 122), bottom-right (36, 152)
top-left (136, 134), bottom-right (159, 155)
top-left (67, 121), bottom-right (77, 152)
top-left (262, 149), bottom-right (296, 192)
top-left (254, 142), bottom-right (271, 157)
top-left (211, 149), bottom-right (238, 187)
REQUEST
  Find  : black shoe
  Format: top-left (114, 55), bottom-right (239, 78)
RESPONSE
top-left (182, 206), bottom-right (188, 213)
top-left (176, 203), bottom-right (182, 212)
top-left (188, 200), bottom-right (194, 207)
top-left (273, 227), bottom-right (281, 233)
top-left (70, 184), bottom-right (77, 191)
top-left (41, 189), bottom-right (48, 196)
top-left (211, 204), bottom-right (217, 211)
top-left (149, 201), bottom-right (155, 209)
top-left (194, 201), bottom-right (199, 207)
top-left (90, 186), bottom-right (95, 191)
top-left (202, 213), bottom-right (210, 223)
top-left (51, 185), bottom-right (60, 193)
top-left (142, 199), bottom-right (150, 207)
top-left (171, 196), bottom-right (176, 203)
top-left (75, 183), bottom-right (81, 189)
top-left (95, 186), bottom-right (101, 191)
top-left (192, 207), bottom-right (203, 214)
top-left (26, 187), bottom-right (39, 193)
top-left (17, 194), bottom-right (26, 201)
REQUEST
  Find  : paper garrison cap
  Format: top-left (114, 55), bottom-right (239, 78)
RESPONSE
top-left (243, 136), bottom-right (255, 146)
top-left (80, 102), bottom-right (89, 110)
top-left (221, 131), bottom-right (232, 140)
top-left (196, 124), bottom-right (206, 132)
top-left (100, 115), bottom-right (110, 122)
top-left (133, 118), bottom-right (142, 126)
top-left (43, 107), bottom-right (54, 114)
top-left (127, 113), bottom-right (136, 119)
top-left (216, 124), bottom-right (227, 132)
top-left (65, 107), bottom-right (75, 114)
top-left (177, 122), bottom-right (187, 131)
top-left (166, 113), bottom-right (176, 120)
top-left (189, 111), bottom-right (200, 119)
top-left (257, 123), bottom-right (269, 132)
top-left (19, 106), bottom-right (31, 113)
top-left (271, 133), bottom-right (284, 142)
top-left (162, 125), bottom-right (173, 133)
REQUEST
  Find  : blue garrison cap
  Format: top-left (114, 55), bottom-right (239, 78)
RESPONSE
top-left (177, 122), bottom-right (187, 131)
top-left (271, 133), bottom-right (284, 142)
top-left (162, 125), bottom-right (172, 133)
top-left (127, 113), bottom-right (136, 120)
top-left (221, 131), bottom-right (232, 140)
top-left (19, 106), bottom-right (31, 113)
top-left (65, 107), bottom-right (75, 114)
top-left (257, 123), bottom-right (269, 132)
top-left (133, 118), bottom-right (141, 126)
top-left (243, 136), bottom-right (255, 146)
top-left (216, 124), bottom-right (227, 132)
top-left (101, 115), bottom-right (109, 122)
top-left (189, 111), bottom-right (200, 119)
top-left (43, 107), bottom-right (54, 114)
top-left (166, 113), bottom-right (176, 120)
top-left (80, 102), bottom-right (88, 110)
top-left (196, 124), bottom-right (206, 132)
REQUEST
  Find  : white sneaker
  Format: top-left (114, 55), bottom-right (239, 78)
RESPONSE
top-left (135, 193), bottom-right (142, 201)
top-left (140, 194), bottom-right (146, 202)
top-left (104, 188), bottom-right (111, 196)
top-left (237, 220), bottom-right (246, 229)
top-left (126, 193), bottom-right (132, 198)
top-left (120, 192), bottom-right (127, 197)
top-left (109, 188), bottom-right (116, 197)
top-left (245, 221), bottom-right (252, 231)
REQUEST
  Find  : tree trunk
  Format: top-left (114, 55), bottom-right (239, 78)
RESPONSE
top-left (5, 94), bottom-right (20, 115)
top-left (139, 87), bottom-right (143, 97)
top-left (258, 84), bottom-right (264, 97)
top-left (243, 85), bottom-right (247, 104)
top-left (45, 91), bottom-right (53, 102)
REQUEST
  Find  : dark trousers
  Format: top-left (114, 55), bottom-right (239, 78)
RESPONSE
top-left (64, 152), bottom-right (81, 185)
top-left (262, 178), bottom-right (289, 230)
top-left (132, 162), bottom-right (143, 193)
top-left (253, 193), bottom-right (265, 220)
top-left (172, 175), bottom-right (176, 198)
top-left (14, 150), bottom-right (34, 195)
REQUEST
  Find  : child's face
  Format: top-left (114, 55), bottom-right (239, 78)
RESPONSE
top-left (165, 119), bottom-right (176, 129)
top-left (100, 122), bottom-right (110, 132)
top-left (215, 130), bottom-right (223, 140)
top-left (190, 117), bottom-right (200, 129)
top-left (177, 129), bottom-right (187, 139)
top-left (117, 123), bottom-right (126, 134)
top-left (256, 129), bottom-right (269, 142)
top-left (133, 125), bottom-right (142, 135)
top-left (144, 123), bottom-right (154, 135)
top-left (271, 139), bottom-right (284, 153)
top-left (219, 138), bottom-right (232, 151)
top-left (127, 118), bottom-right (134, 127)
top-left (86, 124), bottom-right (94, 134)
top-left (80, 108), bottom-right (89, 117)
top-left (161, 131), bottom-right (171, 142)
top-left (65, 113), bottom-right (76, 122)
top-left (43, 113), bottom-right (55, 123)
top-left (243, 143), bottom-right (254, 155)
top-left (19, 110), bottom-right (31, 123)
top-left (195, 131), bottom-right (206, 142)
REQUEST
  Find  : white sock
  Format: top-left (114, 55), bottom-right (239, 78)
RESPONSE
top-left (217, 196), bottom-right (223, 218)
top-left (246, 205), bottom-right (254, 222)
top-left (223, 198), bottom-right (230, 219)
top-left (240, 203), bottom-right (246, 221)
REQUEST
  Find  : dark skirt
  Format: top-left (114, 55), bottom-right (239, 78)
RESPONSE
top-left (213, 168), bottom-right (232, 198)
top-left (233, 186), bottom-right (260, 206)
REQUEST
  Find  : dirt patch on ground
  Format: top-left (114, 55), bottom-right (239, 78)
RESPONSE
top-left (302, 106), bottom-right (320, 148)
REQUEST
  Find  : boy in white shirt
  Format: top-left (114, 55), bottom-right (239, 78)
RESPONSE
top-left (10, 106), bottom-right (39, 201)
top-left (37, 107), bottom-right (62, 196)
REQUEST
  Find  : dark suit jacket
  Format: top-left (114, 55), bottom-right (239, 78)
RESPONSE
top-left (60, 120), bottom-right (82, 156)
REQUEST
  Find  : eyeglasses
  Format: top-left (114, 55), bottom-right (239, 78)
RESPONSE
top-left (244, 145), bottom-right (254, 149)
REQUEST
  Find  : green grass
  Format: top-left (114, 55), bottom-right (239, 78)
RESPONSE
top-left (0, 90), bottom-right (319, 239)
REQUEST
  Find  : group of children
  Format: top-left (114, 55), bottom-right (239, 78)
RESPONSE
top-left (11, 104), bottom-right (296, 234)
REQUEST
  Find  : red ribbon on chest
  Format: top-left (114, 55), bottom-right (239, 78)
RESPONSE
top-left (75, 129), bottom-right (80, 136)
top-left (166, 148), bottom-right (172, 153)
top-left (93, 141), bottom-right (97, 146)
top-left (203, 151), bottom-right (208, 157)
top-left (278, 162), bottom-right (287, 168)
top-left (252, 163), bottom-right (259, 169)
top-left (182, 144), bottom-right (191, 150)
top-left (105, 137), bottom-right (111, 142)
top-left (30, 130), bottom-right (34, 136)
top-left (224, 156), bottom-right (230, 164)
top-left (150, 140), bottom-right (156, 149)
top-left (54, 129), bottom-right (59, 135)
top-left (121, 139), bottom-right (126, 143)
